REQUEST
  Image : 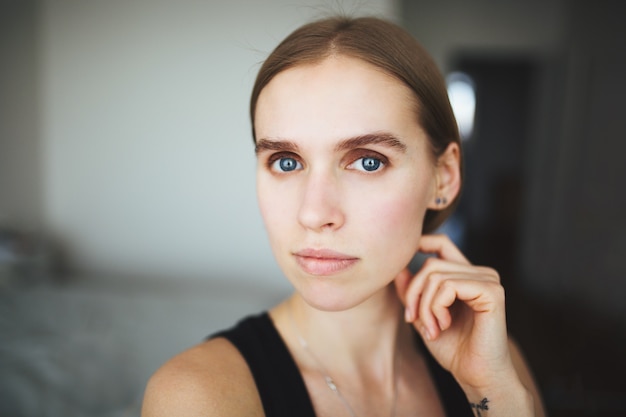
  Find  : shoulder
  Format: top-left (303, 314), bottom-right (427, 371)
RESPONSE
top-left (141, 337), bottom-right (264, 417)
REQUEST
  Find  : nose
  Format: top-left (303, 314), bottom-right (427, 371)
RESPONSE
top-left (297, 169), bottom-right (345, 232)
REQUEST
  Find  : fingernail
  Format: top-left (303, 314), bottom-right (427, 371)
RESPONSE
top-left (405, 308), bottom-right (412, 322)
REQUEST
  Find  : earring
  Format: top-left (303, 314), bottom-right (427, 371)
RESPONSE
top-left (435, 196), bottom-right (448, 206)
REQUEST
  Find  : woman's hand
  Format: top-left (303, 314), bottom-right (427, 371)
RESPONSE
top-left (394, 234), bottom-right (537, 414)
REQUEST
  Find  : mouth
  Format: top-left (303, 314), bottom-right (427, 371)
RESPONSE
top-left (293, 248), bottom-right (359, 276)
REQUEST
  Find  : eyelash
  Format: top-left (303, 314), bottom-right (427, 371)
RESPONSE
top-left (265, 150), bottom-right (389, 174)
top-left (346, 151), bottom-right (388, 173)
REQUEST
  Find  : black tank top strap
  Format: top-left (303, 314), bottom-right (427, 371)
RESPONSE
top-left (211, 312), bottom-right (316, 417)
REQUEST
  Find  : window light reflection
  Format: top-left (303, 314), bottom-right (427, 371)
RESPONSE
top-left (446, 72), bottom-right (476, 141)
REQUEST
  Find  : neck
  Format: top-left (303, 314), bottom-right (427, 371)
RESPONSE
top-left (280, 284), bottom-right (412, 379)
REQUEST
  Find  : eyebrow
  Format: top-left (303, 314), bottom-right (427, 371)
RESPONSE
top-left (255, 138), bottom-right (299, 154)
top-left (334, 132), bottom-right (407, 153)
top-left (255, 132), bottom-right (407, 154)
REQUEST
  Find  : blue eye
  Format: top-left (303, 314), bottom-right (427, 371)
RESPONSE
top-left (346, 156), bottom-right (384, 172)
top-left (272, 157), bottom-right (302, 172)
top-left (360, 157), bottom-right (381, 171)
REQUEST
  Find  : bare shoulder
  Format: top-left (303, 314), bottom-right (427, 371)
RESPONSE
top-left (141, 337), bottom-right (264, 417)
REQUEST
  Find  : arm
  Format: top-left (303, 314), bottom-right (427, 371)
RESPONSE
top-left (395, 234), bottom-right (546, 416)
top-left (509, 338), bottom-right (547, 417)
top-left (461, 339), bottom-right (546, 417)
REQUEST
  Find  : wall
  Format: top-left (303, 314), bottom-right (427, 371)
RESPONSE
top-left (402, 0), bottom-right (566, 73)
top-left (34, 0), bottom-right (398, 289)
top-left (0, 1), bottom-right (42, 231)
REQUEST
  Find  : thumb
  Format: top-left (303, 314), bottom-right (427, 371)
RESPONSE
top-left (394, 267), bottom-right (413, 306)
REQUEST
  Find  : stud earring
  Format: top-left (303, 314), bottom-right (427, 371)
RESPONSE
top-left (435, 197), bottom-right (448, 205)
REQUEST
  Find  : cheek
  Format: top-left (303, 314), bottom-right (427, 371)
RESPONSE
top-left (354, 182), bottom-right (431, 263)
top-left (257, 182), bottom-right (277, 230)
top-left (368, 194), bottom-right (427, 239)
top-left (256, 179), bottom-right (294, 242)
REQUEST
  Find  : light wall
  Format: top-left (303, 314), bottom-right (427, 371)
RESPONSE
top-left (34, 0), bottom-right (398, 289)
top-left (0, 1), bottom-right (42, 231)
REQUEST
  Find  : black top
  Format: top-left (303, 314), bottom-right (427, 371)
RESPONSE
top-left (211, 312), bottom-right (474, 417)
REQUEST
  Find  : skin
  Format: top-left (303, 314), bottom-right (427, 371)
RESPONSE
top-left (254, 55), bottom-right (439, 314)
top-left (141, 56), bottom-right (546, 417)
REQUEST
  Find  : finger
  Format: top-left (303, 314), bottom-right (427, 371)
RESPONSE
top-left (416, 270), bottom-right (446, 340)
top-left (431, 281), bottom-right (455, 332)
top-left (418, 234), bottom-right (469, 264)
top-left (430, 279), bottom-right (468, 333)
top-left (403, 257), bottom-right (498, 322)
top-left (420, 272), bottom-right (499, 339)
top-left (428, 277), bottom-right (506, 339)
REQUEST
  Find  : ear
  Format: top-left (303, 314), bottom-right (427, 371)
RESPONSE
top-left (427, 142), bottom-right (461, 210)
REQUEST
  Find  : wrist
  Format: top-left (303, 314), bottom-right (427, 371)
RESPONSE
top-left (463, 380), bottom-right (535, 417)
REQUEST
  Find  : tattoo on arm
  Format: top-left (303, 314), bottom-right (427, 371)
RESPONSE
top-left (470, 398), bottom-right (489, 417)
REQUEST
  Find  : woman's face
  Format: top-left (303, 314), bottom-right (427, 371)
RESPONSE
top-left (255, 56), bottom-right (439, 311)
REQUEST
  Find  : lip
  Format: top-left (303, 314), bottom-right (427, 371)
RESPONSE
top-left (293, 248), bottom-right (359, 276)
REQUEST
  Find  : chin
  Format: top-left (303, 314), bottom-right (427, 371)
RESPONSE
top-left (293, 277), bottom-right (385, 312)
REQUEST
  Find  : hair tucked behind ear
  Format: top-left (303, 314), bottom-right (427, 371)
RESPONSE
top-left (250, 16), bottom-right (463, 233)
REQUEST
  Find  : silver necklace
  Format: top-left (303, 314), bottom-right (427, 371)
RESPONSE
top-left (289, 308), bottom-right (398, 417)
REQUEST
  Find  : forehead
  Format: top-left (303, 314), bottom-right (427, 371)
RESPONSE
top-left (254, 56), bottom-right (422, 144)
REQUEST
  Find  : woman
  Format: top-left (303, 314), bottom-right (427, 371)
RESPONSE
top-left (142, 16), bottom-right (545, 417)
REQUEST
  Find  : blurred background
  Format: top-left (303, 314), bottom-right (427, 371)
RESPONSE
top-left (1, 0), bottom-right (624, 416)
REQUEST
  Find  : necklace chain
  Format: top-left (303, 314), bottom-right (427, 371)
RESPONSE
top-left (289, 307), bottom-right (398, 417)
